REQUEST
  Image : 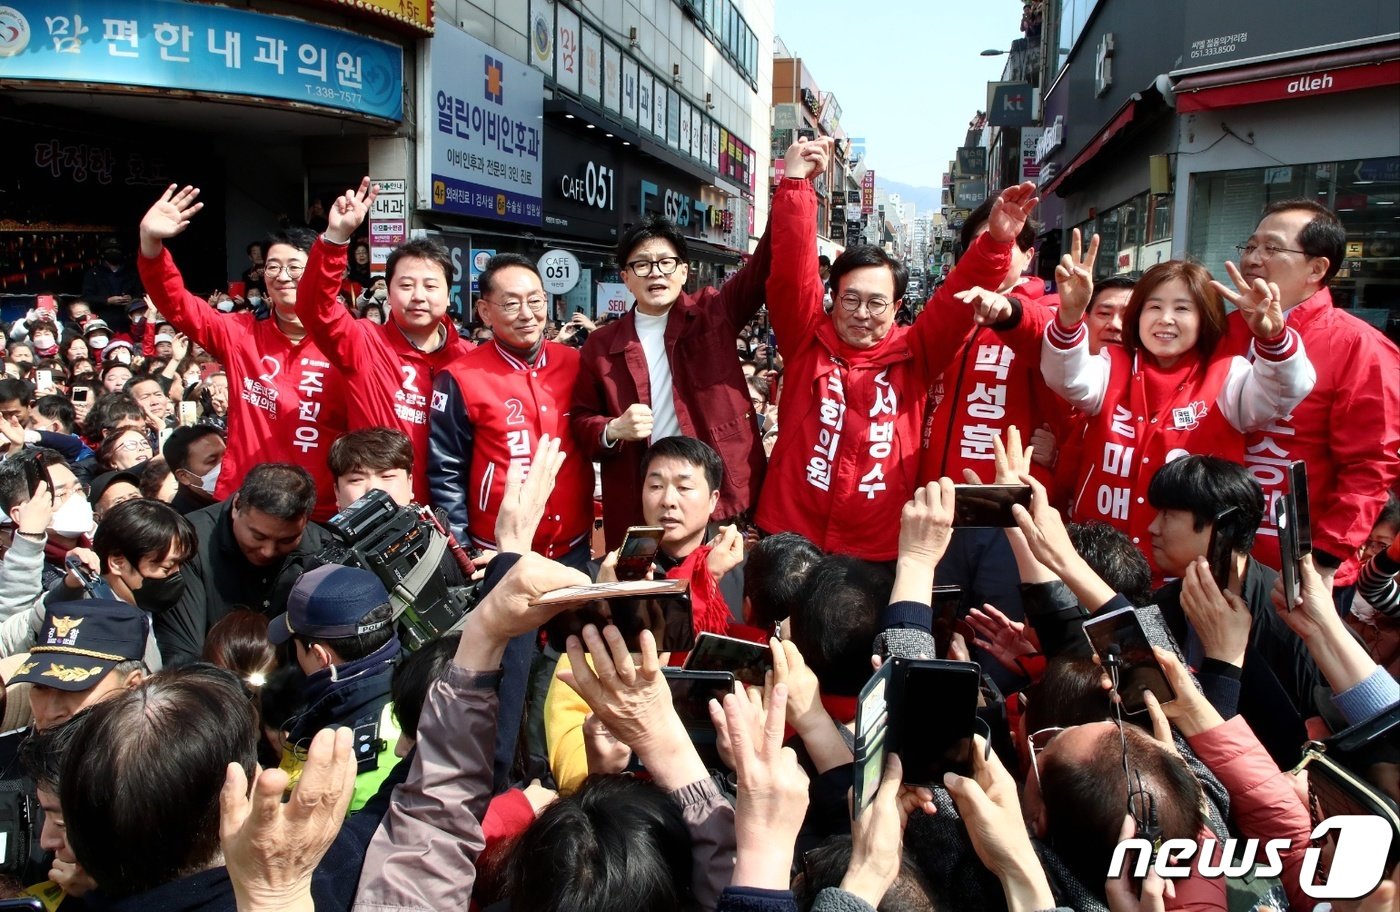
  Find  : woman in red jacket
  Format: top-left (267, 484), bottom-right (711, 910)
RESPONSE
top-left (1041, 240), bottom-right (1315, 577)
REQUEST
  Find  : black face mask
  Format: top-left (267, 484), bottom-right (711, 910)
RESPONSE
top-left (103, 251), bottom-right (123, 265)
top-left (134, 571), bottom-right (186, 614)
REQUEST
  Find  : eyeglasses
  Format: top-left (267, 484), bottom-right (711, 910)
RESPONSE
top-left (1359, 537), bottom-right (1394, 559)
top-left (263, 262), bottom-right (306, 278)
top-left (1027, 726), bottom-right (1064, 788)
top-left (116, 438), bottom-right (151, 454)
top-left (837, 293), bottom-right (892, 316)
top-left (626, 257), bottom-right (682, 278)
top-left (1103, 655), bottom-right (1165, 850)
top-left (1234, 242), bottom-right (1308, 260)
top-left (489, 296), bottom-right (548, 318)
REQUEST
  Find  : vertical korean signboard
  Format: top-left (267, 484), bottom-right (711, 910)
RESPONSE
top-left (423, 22), bottom-right (543, 226)
top-left (368, 178), bottom-right (406, 273)
top-left (860, 170), bottom-right (875, 215)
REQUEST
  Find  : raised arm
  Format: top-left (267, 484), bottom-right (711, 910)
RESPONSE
top-left (298, 178), bottom-right (379, 373)
top-left (137, 185), bottom-right (236, 357)
top-left (354, 554), bottom-right (590, 912)
top-left (765, 140), bottom-right (832, 348)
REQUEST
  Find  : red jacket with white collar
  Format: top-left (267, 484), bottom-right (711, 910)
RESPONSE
top-left (756, 179), bottom-right (1011, 560)
top-left (1042, 320), bottom-right (1314, 578)
top-left (1223, 287), bottom-right (1400, 586)
top-left (427, 340), bottom-right (593, 557)
top-left (300, 238), bottom-right (470, 505)
top-left (138, 249), bottom-right (348, 521)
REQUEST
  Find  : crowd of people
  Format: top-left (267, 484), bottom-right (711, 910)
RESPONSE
top-left (0, 136), bottom-right (1396, 912)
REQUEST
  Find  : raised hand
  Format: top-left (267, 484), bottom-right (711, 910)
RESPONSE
top-left (13, 479), bottom-right (53, 536)
top-left (726, 683), bottom-right (812, 891)
top-left (220, 726), bottom-right (356, 912)
top-left (1055, 228), bottom-right (1101, 328)
top-left (1010, 473), bottom-right (1076, 574)
top-left (140, 185), bottom-right (204, 257)
top-left (898, 478), bottom-right (957, 565)
top-left (841, 754), bottom-right (935, 906)
top-left (1179, 556), bottom-right (1250, 666)
top-left (494, 435), bottom-right (565, 553)
top-left (986, 181), bottom-right (1040, 246)
top-left (955, 286), bottom-right (1015, 326)
top-left (326, 177), bottom-right (379, 245)
top-left (706, 524), bottom-right (745, 582)
top-left (783, 137), bottom-right (834, 182)
top-left (1212, 261), bottom-right (1285, 341)
top-left (966, 603), bottom-right (1040, 674)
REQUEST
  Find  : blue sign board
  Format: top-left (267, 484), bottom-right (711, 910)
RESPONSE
top-left (425, 22), bottom-right (543, 227)
top-left (0, 0), bottom-right (403, 121)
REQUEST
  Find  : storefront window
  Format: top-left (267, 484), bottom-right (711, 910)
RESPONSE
top-left (1149, 193), bottom-right (1173, 242)
top-left (1189, 156), bottom-right (1399, 335)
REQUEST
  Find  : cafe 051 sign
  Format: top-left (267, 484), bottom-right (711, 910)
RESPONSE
top-left (541, 126), bottom-right (621, 240)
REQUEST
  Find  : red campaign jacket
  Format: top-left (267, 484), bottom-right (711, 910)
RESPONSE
top-left (918, 276), bottom-right (1068, 485)
top-left (137, 249), bottom-right (348, 521)
top-left (756, 179), bottom-right (1011, 560)
top-left (427, 340), bottom-right (594, 557)
top-left (1223, 288), bottom-right (1400, 586)
top-left (571, 230), bottom-right (772, 551)
top-left (1043, 320), bottom-right (1314, 579)
top-left (300, 238), bottom-right (469, 505)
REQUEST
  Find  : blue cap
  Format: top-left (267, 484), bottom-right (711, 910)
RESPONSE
top-left (11, 599), bottom-right (147, 692)
top-left (268, 564), bottom-right (392, 646)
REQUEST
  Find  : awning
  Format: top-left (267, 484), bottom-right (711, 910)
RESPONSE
top-left (1042, 97), bottom-right (1140, 196)
top-left (1174, 41), bottom-right (1400, 113)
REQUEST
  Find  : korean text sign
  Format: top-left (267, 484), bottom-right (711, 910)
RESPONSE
top-left (0, 0), bottom-right (403, 121)
top-left (425, 21), bottom-right (543, 227)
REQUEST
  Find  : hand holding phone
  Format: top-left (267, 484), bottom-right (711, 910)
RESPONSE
top-left (1206, 506), bottom-right (1239, 592)
top-left (1083, 607), bottom-right (1176, 715)
top-left (615, 525), bottom-right (663, 581)
top-left (953, 484), bottom-right (1031, 527)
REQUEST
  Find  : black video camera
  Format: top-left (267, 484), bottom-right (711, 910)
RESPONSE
top-left (314, 489), bottom-right (478, 651)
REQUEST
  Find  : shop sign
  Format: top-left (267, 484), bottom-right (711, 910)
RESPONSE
top-left (860, 171), bottom-right (875, 215)
top-left (987, 82), bottom-right (1035, 128)
top-left (424, 21), bottom-right (543, 226)
top-left (957, 147), bottom-right (987, 177)
top-left (527, 0), bottom-right (553, 73)
top-left (595, 281), bottom-right (632, 318)
top-left (1035, 115), bottom-right (1065, 165)
top-left (774, 104), bottom-right (801, 130)
top-left (541, 128), bottom-right (620, 238)
top-left (316, 0), bottom-right (432, 34)
top-left (1020, 128), bottom-right (1044, 182)
top-left (954, 181), bottom-right (987, 209)
top-left (538, 249), bottom-right (581, 294)
top-left (468, 248), bottom-right (495, 296)
top-left (368, 178), bottom-right (406, 273)
top-left (0, 0), bottom-right (403, 120)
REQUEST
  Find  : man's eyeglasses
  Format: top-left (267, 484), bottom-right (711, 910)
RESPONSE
top-left (837, 293), bottom-right (892, 316)
top-left (1234, 242), bottom-right (1308, 260)
top-left (1027, 725), bottom-right (1065, 789)
top-left (263, 263), bottom-right (306, 278)
top-left (489, 296), bottom-right (548, 319)
top-left (116, 439), bottom-right (151, 454)
top-left (626, 257), bottom-right (682, 278)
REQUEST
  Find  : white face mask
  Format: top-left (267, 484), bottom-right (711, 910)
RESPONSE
top-left (50, 495), bottom-right (94, 538)
top-left (32, 334), bottom-right (55, 349)
top-left (216, 299), bottom-right (235, 313)
top-left (88, 335), bottom-right (109, 348)
top-left (196, 462), bottom-right (221, 494)
top-left (184, 370), bottom-right (201, 387)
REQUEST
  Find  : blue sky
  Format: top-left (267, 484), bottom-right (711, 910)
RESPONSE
top-left (772, 0), bottom-right (1027, 191)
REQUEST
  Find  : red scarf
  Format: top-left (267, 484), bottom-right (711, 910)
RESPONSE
top-left (664, 545), bottom-right (732, 637)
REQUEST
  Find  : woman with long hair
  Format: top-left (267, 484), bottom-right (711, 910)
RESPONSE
top-left (1040, 230), bottom-right (1316, 576)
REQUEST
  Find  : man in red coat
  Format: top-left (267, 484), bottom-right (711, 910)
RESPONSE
top-left (1218, 198), bottom-right (1400, 606)
top-left (757, 138), bottom-right (1037, 560)
top-left (137, 186), bottom-right (348, 521)
top-left (298, 178), bottom-right (470, 506)
top-left (571, 177), bottom-right (778, 550)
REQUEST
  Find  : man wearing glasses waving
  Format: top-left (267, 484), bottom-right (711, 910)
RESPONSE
top-left (572, 162), bottom-right (780, 551)
top-left (1217, 199), bottom-right (1400, 609)
top-left (138, 186), bottom-right (349, 521)
top-left (757, 138), bottom-right (1039, 560)
top-left (428, 254), bottom-right (593, 569)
